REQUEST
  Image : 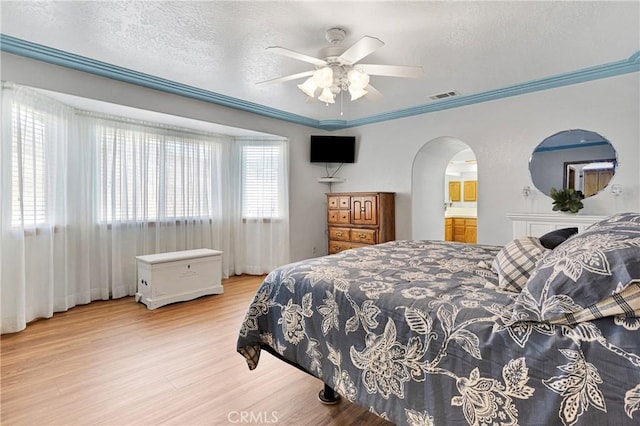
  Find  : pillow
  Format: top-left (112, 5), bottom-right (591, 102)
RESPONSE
top-left (584, 211), bottom-right (640, 232)
top-left (491, 236), bottom-right (549, 292)
top-left (511, 212), bottom-right (640, 323)
top-left (539, 227), bottom-right (578, 249)
top-left (549, 279), bottom-right (640, 325)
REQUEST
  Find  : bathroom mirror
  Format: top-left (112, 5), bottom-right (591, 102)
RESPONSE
top-left (529, 129), bottom-right (617, 197)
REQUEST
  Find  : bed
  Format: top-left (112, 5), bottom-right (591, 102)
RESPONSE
top-left (237, 212), bottom-right (640, 425)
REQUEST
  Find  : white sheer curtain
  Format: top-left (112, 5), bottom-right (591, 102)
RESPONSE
top-left (1, 83), bottom-right (290, 334)
top-left (232, 138), bottom-right (290, 274)
top-left (1, 84), bottom-right (82, 333)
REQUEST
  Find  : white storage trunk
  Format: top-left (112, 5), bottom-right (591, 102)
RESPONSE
top-left (135, 249), bottom-right (223, 309)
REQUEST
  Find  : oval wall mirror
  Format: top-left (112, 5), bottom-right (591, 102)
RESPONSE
top-left (529, 129), bottom-right (617, 198)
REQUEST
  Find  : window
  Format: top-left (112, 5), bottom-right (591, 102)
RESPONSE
top-left (241, 144), bottom-right (283, 219)
top-left (98, 125), bottom-right (219, 222)
top-left (11, 104), bottom-right (50, 227)
top-left (99, 126), bottom-right (159, 222)
top-left (163, 140), bottom-right (215, 219)
top-left (8, 92), bottom-right (287, 228)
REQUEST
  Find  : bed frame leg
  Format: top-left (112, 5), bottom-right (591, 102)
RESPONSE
top-left (318, 383), bottom-right (341, 405)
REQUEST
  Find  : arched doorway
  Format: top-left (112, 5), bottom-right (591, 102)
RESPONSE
top-left (411, 137), bottom-right (477, 240)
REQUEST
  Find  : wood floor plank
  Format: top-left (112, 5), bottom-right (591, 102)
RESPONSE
top-left (1, 275), bottom-right (392, 426)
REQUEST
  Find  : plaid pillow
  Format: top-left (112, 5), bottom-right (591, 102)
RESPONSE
top-left (492, 237), bottom-right (548, 292)
top-left (549, 279), bottom-right (640, 325)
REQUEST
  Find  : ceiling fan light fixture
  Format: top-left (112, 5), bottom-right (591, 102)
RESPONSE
top-left (318, 87), bottom-right (336, 104)
top-left (262, 28), bottom-right (422, 109)
top-left (297, 77), bottom-right (318, 97)
top-left (347, 69), bottom-right (369, 90)
top-left (349, 86), bottom-right (368, 101)
top-left (313, 67), bottom-right (334, 89)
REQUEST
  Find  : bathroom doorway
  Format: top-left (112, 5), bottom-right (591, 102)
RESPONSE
top-left (412, 137), bottom-right (477, 241)
top-left (444, 149), bottom-right (478, 243)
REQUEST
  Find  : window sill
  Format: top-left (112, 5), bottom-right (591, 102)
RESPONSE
top-left (10, 225), bottom-right (66, 236)
top-left (242, 218), bottom-right (283, 224)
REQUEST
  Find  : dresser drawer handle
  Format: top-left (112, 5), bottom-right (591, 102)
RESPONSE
top-left (333, 245), bottom-right (340, 251)
top-left (359, 233), bottom-right (367, 239)
top-left (335, 231), bottom-right (343, 237)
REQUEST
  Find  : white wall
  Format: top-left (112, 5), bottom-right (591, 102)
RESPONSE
top-left (334, 73), bottom-right (640, 245)
top-left (3, 52), bottom-right (639, 255)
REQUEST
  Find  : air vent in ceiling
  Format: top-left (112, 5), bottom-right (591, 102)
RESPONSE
top-left (428, 90), bottom-right (460, 100)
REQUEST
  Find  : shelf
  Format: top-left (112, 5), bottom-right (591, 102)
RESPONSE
top-left (317, 177), bottom-right (345, 183)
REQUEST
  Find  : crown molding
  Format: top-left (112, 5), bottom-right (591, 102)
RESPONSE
top-left (343, 51), bottom-right (640, 130)
top-left (0, 34), bottom-right (319, 128)
top-left (2, 34), bottom-right (639, 131)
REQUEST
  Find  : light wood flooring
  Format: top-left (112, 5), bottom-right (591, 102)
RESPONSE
top-left (1, 275), bottom-right (392, 426)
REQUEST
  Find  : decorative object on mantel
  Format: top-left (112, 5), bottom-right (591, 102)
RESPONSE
top-left (550, 187), bottom-right (584, 213)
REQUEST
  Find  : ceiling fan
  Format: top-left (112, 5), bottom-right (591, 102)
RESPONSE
top-left (258, 28), bottom-right (423, 105)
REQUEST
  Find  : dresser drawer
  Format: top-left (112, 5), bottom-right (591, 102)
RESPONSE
top-left (329, 240), bottom-right (352, 254)
top-left (327, 195), bottom-right (351, 209)
top-left (351, 229), bottom-right (377, 244)
top-left (328, 210), bottom-right (350, 224)
top-left (329, 240), bottom-right (367, 255)
top-left (329, 227), bottom-right (351, 241)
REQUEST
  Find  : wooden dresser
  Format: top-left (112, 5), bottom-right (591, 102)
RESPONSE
top-left (326, 192), bottom-right (395, 254)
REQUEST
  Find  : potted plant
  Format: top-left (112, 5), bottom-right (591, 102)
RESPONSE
top-left (549, 187), bottom-right (584, 213)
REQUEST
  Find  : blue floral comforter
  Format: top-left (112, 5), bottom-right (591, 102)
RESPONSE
top-left (237, 240), bottom-right (640, 425)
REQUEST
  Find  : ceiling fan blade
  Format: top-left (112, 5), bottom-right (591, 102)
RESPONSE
top-left (357, 64), bottom-right (423, 78)
top-left (256, 70), bottom-right (314, 85)
top-left (266, 46), bottom-right (327, 66)
top-left (338, 36), bottom-right (384, 65)
top-left (364, 84), bottom-right (383, 101)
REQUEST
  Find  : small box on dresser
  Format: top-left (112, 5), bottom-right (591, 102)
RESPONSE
top-left (135, 248), bottom-right (223, 309)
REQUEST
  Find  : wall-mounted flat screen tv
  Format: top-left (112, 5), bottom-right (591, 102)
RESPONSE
top-left (310, 135), bottom-right (356, 163)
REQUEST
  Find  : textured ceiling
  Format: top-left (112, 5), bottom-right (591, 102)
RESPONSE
top-left (1, 1), bottom-right (639, 123)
